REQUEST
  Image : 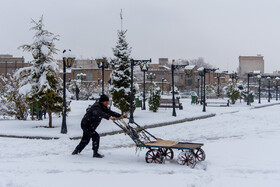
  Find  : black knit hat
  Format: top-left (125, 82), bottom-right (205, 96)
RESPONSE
top-left (99, 94), bottom-right (109, 102)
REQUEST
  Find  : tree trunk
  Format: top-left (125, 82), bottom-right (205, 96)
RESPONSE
top-left (48, 110), bottom-right (52, 128)
top-left (31, 103), bottom-right (34, 120)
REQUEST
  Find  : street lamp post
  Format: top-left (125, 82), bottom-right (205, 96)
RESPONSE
top-left (197, 76), bottom-right (200, 97)
top-left (200, 74), bottom-right (203, 105)
top-left (171, 63), bottom-right (187, 116)
top-left (267, 77), bottom-right (271, 102)
top-left (140, 61), bottom-right (151, 110)
top-left (61, 49), bottom-right (75, 134)
top-left (215, 70), bottom-right (222, 98)
top-left (147, 73), bottom-right (156, 84)
top-left (257, 75), bottom-right (261, 104)
top-left (275, 77), bottom-right (280, 101)
top-left (230, 72), bottom-right (238, 84)
top-left (77, 73), bottom-right (86, 83)
top-left (96, 57), bottom-right (109, 95)
top-left (161, 78), bottom-right (166, 95)
top-left (247, 73), bottom-right (251, 105)
top-left (195, 67), bottom-right (216, 112)
top-left (129, 59), bottom-right (152, 123)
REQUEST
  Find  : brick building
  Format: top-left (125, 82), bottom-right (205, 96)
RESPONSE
top-left (0, 54), bottom-right (30, 77)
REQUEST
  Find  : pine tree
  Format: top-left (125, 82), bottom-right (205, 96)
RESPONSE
top-left (110, 30), bottom-right (135, 114)
top-left (148, 83), bottom-right (161, 112)
top-left (16, 16), bottom-right (63, 127)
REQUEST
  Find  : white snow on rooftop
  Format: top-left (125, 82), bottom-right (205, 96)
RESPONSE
top-left (215, 69), bottom-right (224, 74)
top-left (197, 67), bottom-right (204, 71)
top-left (184, 65), bottom-right (196, 70)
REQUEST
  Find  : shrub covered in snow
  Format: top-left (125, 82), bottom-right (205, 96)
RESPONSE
top-left (148, 83), bottom-right (161, 112)
top-left (0, 74), bottom-right (28, 120)
top-left (224, 80), bottom-right (240, 104)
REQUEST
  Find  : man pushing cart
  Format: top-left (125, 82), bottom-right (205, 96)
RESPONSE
top-left (72, 94), bottom-right (205, 168)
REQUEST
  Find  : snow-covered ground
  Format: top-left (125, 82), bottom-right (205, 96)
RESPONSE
top-left (0, 98), bottom-right (278, 138)
top-left (0, 104), bottom-right (280, 187)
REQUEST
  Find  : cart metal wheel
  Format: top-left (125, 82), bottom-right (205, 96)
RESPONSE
top-left (161, 148), bottom-right (174, 160)
top-left (194, 148), bottom-right (206, 161)
top-left (177, 151), bottom-right (196, 168)
top-left (145, 149), bottom-right (164, 164)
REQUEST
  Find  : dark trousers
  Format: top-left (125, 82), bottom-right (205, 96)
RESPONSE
top-left (75, 130), bottom-right (100, 153)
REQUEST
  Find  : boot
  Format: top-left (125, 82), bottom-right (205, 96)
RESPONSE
top-left (93, 151), bottom-right (104, 158)
top-left (72, 149), bottom-right (80, 155)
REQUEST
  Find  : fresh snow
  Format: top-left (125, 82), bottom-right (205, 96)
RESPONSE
top-left (0, 103), bottom-right (280, 186)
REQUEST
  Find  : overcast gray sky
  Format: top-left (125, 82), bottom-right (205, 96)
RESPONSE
top-left (1, 0), bottom-right (280, 72)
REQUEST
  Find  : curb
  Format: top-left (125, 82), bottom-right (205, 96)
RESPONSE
top-left (0, 113), bottom-right (216, 140)
top-left (0, 134), bottom-right (59, 140)
top-left (251, 102), bottom-right (280, 109)
top-left (70, 113), bottom-right (216, 140)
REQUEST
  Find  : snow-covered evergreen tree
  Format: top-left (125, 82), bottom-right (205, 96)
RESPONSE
top-left (148, 83), bottom-right (161, 112)
top-left (225, 80), bottom-right (240, 104)
top-left (0, 74), bottom-right (28, 120)
top-left (110, 30), bottom-right (135, 114)
top-left (16, 16), bottom-right (63, 127)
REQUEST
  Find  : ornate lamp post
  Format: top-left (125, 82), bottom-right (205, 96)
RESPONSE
top-left (96, 57), bottom-right (109, 95)
top-left (257, 75), bottom-right (261, 104)
top-left (196, 67), bottom-right (216, 112)
top-left (77, 73), bottom-right (87, 83)
top-left (129, 58), bottom-right (152, 123)
top-left (139, 61), bottom-right (151, 110)
top-left (198, 68), bottom-right (206, 112)
top-left (267, 77), bottom-right (271, 102)
top-left (147, 73), bottom-right (156, 84)
top-left (61, 49), bottom-right (75, 134)
top-left (247, 73), bottom-right (252, 105)
top-left (215, 70), bottom-right (222, 98)
top-left (275, 77), bottom-right (280, 101)
top-left (171, 63), bottom-right (187, 116)
top-left (196, 76), bottom-right (200, 97)
top-left (161, 78), bottom-right (167, 95)
top-left (229, 72), bottom-right (238, 83)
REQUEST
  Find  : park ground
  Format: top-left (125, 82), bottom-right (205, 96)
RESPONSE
top-left (0, 99), bottom-right (280, 187)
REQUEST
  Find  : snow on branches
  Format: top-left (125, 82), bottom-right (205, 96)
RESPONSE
top-left (110, 30), bottom-right (136, 114)
top-left (16, 16), bottom-right (63, 127)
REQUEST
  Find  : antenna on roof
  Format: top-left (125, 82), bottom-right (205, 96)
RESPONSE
top-left (120, 9), bottom-right (123, 31)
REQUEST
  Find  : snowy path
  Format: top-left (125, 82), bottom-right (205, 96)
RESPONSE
top-left (1, 105), bottom-right (280, 187)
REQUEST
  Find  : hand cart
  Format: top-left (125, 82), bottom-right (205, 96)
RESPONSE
top-left (113, 119), bottom-right (206, 168)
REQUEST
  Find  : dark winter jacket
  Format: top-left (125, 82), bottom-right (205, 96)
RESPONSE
top-left (81, 101), bottom-right (121, 131)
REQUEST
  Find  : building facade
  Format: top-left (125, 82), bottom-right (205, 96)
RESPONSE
top-left (239, 55), bottom-right (264, 76)
top-left (0, 54), bottom-right (29, 77)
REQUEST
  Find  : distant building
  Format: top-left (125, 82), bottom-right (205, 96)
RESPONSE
top-left (0, 54), bottom-right (29, 77)
top-left (238, 55), bottom-right (264, 76)
top-left (58, 59), bottom-right (97, 70)
top-left (158, 58), bottom-right (169, 66)
top-left (58, 59), bottom-right (112, 87)
top-left (273, 70), bottom-right (280, 74)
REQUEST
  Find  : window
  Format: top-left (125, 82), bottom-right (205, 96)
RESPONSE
top-left (86, 72), bottom-right (93, 81)
top-left (174, 75), bottom-right (179, 83)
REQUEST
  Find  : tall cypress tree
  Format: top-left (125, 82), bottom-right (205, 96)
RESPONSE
top-left (110, 30), bottom-right (135, 114)
top-left (16, 16), bottom-right (63, 127)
